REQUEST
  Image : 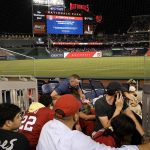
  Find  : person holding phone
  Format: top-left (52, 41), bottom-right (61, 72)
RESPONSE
top-left (94, 81), bottom-right (144, 145)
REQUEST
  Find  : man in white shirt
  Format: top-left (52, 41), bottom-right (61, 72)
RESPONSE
top-left (37, 94), bottom-right (150, 150)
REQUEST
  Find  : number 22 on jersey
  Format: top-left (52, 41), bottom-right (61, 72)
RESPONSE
top-left (19, 115), bottom-right (37, 132)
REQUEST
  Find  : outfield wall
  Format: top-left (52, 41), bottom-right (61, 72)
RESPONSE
top-left (48, 50), bottom-right (147, 59)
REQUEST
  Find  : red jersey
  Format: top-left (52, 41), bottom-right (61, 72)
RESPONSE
top-left (93, 130), bottom-right (116, 147)
top-left (19, 107), bottom-right (54, 150)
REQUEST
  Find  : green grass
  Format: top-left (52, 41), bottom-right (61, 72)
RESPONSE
top-left (0, 56), bottom-right (150, 79)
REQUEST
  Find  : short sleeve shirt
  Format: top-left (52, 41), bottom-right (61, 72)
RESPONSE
top-left (94, 96), bottom-right (128, 131)
top-left (54, 79), bottom-right (79, 95)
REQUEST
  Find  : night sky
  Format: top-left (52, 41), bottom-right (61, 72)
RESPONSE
top-left (0, 0), bottom-right (149, 34)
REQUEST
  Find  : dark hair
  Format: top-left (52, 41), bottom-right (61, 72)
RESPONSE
top-left (38, 94), bottom-right (52, 107)
top-left (0, 103), bottom-right (21, 127)
top-left (103, 114), bottom-right (136, 147)
top-left (55, 109), bottom-right (65, 119)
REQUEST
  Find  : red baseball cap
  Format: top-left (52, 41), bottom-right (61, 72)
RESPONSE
top-left (54, 94), bottom-right (81, 117)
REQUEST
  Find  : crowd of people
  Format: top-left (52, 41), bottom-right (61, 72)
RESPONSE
top-left (0, 74), bottom-right (150, 150)
top-left (49, 33), bottom-right (149, 44)
top-left (0, 34), bottom-right (33, 39)
top-left (0, 33), bottom-right (148, 49)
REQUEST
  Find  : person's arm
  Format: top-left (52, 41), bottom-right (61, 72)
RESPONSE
top-left (98, 107), bottom-right (122, 128)
top-left (138, 142), bottom-right (150, 150)
top-left (79, 111), bottom-right (95, 120)
top-left (124, 107), bottom-right (144, 136)
top-left (78, 89), bottom-right (86, 100)
top-left (51, 90), bottom-right (61, 101)
top-left (51, 81), bottom-right (67, 101)
top-left (124, 92), bottom-right (137, 101)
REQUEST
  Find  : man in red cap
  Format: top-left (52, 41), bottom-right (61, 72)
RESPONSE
top-left (37, 94), bottom-right (150, 150)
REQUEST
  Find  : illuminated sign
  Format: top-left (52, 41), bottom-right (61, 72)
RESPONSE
top-left (46, 15), bottom-right (83, 35)
top-left (33, 0), bottom-right (65, 7)
top-left (70, 3), bottom-right (89, 12)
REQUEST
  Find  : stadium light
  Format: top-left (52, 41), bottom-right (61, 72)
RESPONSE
top-left (33, 0), bottom-right (48, 5)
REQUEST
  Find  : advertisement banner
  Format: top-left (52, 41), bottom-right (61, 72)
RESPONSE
top-left (52, 42), bottom-right (103, 45)
top-left (70, 3), bottom-right (89, 12)
top-left (84, 24), bottom-right (94, 35)
top-left (64, 51), bottom-right (102, 58)
top-left (50, 52), bottom-right (64, 58)
top-left (33, 22), bottom-right (46, 34)
top-left (32, 4), bottom-right (47, 35)
top-left (49, 6), bottom-right (64, 12)
top-left (146, 49), bottom-right (150, 56)
top-left (33, 13), bottom-right (45, 22)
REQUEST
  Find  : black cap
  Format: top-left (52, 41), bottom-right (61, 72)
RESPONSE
top-left (106, 82), bottom-right (127, 95)
top-left (107, 82), bottom-right (123, 91)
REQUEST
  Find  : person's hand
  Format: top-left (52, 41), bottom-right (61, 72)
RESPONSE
top-left (130, 99), bottom-right (138, 107)
top-left (115, 92), bottom-right (123, 111)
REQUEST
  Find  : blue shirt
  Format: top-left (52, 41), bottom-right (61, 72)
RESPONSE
top-left (55, 79), bottom-right (79, 95)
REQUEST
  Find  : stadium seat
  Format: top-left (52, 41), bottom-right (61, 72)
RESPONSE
top-left (81, 80), bottom-right (105, 100)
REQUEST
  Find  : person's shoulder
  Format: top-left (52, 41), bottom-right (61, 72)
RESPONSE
top-left (60, 79), bottom-right (68, 84)
top-left (95, 96), bottom-right (105, 106)
top-left (13, 131), bottom-right (29, 141)
top-left (56, 79), bottom-right (69, 88)
top-left (39, 107), bottom-right (53, 112)
top-left (72, 130), bottom-right (100, 149)
top-left (42, 118), bottom-right (55, 128)
top-left (72, 130), bottom-right (95, 143)
top-left (37, 107), bottom-right (54, 117)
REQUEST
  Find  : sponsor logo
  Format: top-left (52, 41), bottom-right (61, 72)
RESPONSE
top-left (50, 53), bottom-right (64, 58)
top-left (34, 25), bottom-right (45, 30)
top-left (49, 6), bottom-right (64, 12)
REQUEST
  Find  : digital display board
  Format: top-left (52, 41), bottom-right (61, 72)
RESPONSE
top-left (84, 24), bottom-right (94, 35)
top-left (46, 15), bottom-right (83, 35)
top-left (33, 22), bottom-right (46, 34)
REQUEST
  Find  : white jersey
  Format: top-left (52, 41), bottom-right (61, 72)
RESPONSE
top-left (37, 119), bottom-right (138, 150)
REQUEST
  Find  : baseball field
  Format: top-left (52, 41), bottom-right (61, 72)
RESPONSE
top-left (0, 56), bottom-right (149, 79)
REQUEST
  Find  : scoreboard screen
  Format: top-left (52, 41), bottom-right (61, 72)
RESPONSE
top-left (46, 15), bottom-right (83, 35)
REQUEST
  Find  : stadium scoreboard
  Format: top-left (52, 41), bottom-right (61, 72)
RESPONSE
top-left (46, 15), bottom-right (83, 35)
top-left (32, 0), bottom-right (95, 35)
